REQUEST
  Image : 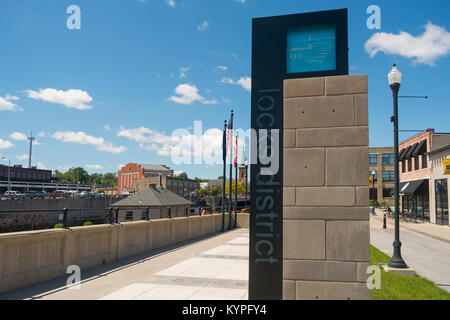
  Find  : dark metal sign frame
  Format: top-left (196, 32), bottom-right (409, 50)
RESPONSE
top-left (249, 9), bottom-right (348, 300)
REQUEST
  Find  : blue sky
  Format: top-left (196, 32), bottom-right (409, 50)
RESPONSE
top-left (0, 0), bottom-right (449, 179)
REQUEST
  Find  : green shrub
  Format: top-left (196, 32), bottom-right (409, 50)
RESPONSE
top-left (83, 221), bottom-right (93, 226)
top-left (54, 223), bottom-right (63, 229)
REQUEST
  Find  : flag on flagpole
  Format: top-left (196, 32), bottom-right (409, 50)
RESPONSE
top-left (222, 120), bottom-right (227, 161)
top-left (226, 117), bottom-right (233, 151)
top-left (234, 135), bottom-right (238, 168)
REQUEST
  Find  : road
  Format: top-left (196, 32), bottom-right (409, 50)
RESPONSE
top-left (371, 221), bottom-right (450, 293)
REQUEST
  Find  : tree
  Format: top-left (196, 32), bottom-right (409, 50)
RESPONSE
top-left (225, 181), bottom-right (245, 195)
top-left (89, 173), bottom-right (104, 185)
top-left (177, 172), bottom-right (188, 180)
top-left (102, 172), bottom-right (117, 187)
top-left (65, 167), bottom-right (89, 184)
top-left (211, 186), bottom-right (220, 195)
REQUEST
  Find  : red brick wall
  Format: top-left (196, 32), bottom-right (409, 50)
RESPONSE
top-left (399, 129), bottom-right (433, 182)
top-left (117, 163), bottom-right (144, 194)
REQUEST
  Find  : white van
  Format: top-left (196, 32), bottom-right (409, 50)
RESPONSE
top-left (3, 191), bottom-right (23, 199)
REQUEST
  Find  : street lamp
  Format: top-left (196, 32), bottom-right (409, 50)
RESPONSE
top-left (371, 170), bottom-right (376, 207)
top-left (387, 64), bottom-right (408, 269)
top-left (1, 156), bottom-right (11, 192)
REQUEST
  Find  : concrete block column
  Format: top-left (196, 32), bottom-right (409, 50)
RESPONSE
top-left (283, 75), bottom-right (370, 300)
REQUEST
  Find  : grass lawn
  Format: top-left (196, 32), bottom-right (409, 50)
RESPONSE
top-left (370, 245), bottom-right (450, 300)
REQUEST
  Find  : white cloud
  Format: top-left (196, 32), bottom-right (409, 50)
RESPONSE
top-left (16, 154), bottom-right (29, 161)
top-left (9, 131), bottom-right (41, 145)
top-left (58, 165), bottom-right (75, 171)
top-left (86, 164), bottom-right (103, 170)
top-left (0, 139), bottom-right (14, 149)
top-left (104, 125), bottom-right (111, 131)
top-left (365, 22), bottom-right (450, 66)
top-left (168, 84), bottom-right (217, 105)
top-left (35, 162), bottom-right (48, 170)
top-left (174, 170), bottom-right (185, 176)
top-left (166, 0), bottom-right (175, 7)
top-left (221, 76), bottom-right (251, 92)
top-left (197, 21), bottom-right (209, 32)
top-left (26, 88), bottom-right (94, 110)
top-left (236, 0), bottom-right (246, 3)
top-left (10, 131), bottom-right (28, 141)
top-left (38, 131), bottom-right (48, 137)
top-left (179, 67), bottom-right (190, 79)
top-left (117, 125), bottom-right (245, 165)
top-left (0, 95), bottom-right (21, 111)
top-left (5, 94), bottom-right (19, 101)
top-left (118, 164), bottom-right (125, 170)
top-left (217, 65), bottom-right (228, 71)
top-left (52, 131), bottom-right (127, 154)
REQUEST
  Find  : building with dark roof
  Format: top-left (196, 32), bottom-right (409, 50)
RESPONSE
top-left (114, 179), bottom-right (193, 219)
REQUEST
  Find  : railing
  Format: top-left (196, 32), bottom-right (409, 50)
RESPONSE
top-left (0, 204), bottom-right (251, 234)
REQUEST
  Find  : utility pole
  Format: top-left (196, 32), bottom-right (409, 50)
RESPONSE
top-left (28, 131), bottom-right (34, 168)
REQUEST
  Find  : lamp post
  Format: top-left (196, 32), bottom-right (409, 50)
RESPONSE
top-left (371, 170), bottom-right (376, 209)
top-left (387, 64), bottom-right (408, 269)
top-left (1, 156), bottom-right (11, 192)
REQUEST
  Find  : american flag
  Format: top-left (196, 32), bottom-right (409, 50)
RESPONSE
top-left (226, 114), bottom-right (233, 151)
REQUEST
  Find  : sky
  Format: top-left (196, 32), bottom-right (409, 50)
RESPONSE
top-left (0, 0), bottom-right (449, 179)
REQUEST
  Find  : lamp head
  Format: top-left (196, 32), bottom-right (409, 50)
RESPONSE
top-left (388, 64), bottom-right (402, 86)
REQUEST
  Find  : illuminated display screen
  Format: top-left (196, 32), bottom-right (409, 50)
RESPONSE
top-left (287, 25), bottom-right (336, 73)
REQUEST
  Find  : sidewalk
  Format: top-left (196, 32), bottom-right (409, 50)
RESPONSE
top-left (0, 229), bottom-right (249, 300)
top-left (371, 208), bottom-right (450, 243)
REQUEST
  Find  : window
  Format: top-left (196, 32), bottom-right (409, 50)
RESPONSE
top-left (382, 154), bottom-right (394, 165)
top-left (402, 160), bottom-right (406, 173)
top-left (414, 155), bottom-right (420, 170)
top-left (408, 159), bottom-right (412, 172)
top-left (382, 171), bottom-right (395, 182)
top-left (422, 154), bottom-right (428, 169)
top-left (369, 153), bottom-right (378, 165)
top-left (383, 188), bottom-right (394, 198)
top-left (435, 179), bottom-right (448, 225)
top-left (126, 211), bottom-right (133, 221)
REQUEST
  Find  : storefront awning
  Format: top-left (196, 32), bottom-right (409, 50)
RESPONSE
top-left (411, 140), bottom-right (427, 156)
top-left (399, 145), bottom-right (411, 160)
top-left (404, 143), bottom-right (418, 159)
top-left (396, 179), bottom-right (428, 195)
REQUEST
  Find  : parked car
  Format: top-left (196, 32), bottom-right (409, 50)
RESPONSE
top-left (3, 190), bottom-right (24, 199)
top-left (46, 191), bottom-right (67, 198)
top-left (64, 190), bottom-right (80, 198)
top-left (24, 190), bottom-right (45, 199)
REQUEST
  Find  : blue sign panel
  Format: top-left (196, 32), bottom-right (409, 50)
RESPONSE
top-left (287, 25), bottom-right (336, 73)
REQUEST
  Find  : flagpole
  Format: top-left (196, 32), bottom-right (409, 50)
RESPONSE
top-left (221, 120), bottom-right (227, 232)
top-left (234, 133), bottom-right (238, 229)
top-left (228, 110), bottom-right (234, 230)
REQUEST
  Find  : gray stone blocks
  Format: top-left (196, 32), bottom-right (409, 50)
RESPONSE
top-left (283, 75), bottom-right (370, 300)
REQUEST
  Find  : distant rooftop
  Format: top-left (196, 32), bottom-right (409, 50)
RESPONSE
top-left (139, 164), bottom-right (173, 172)
top-left (114, 187), bottom-right (192, 207)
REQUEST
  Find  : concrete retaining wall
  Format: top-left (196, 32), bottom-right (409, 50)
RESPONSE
top-left (0, 213), bottom-right (249, 294)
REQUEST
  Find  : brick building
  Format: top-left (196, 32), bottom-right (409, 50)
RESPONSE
top-left (369, 147), bottom-right (394, 205)
top-left (428, 144), bottom-right (450, 226)
top-left (398, 129), bottom-right (450, 222)
top-left (133, 175), bottom-right (198, 198)
top-left (117, 163), bottom-right (173, 194)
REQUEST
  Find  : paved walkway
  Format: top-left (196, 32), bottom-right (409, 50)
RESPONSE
top-left (373, 208), bottom-right (450, 243)
top-left (370, 214), bottom-right (450, 293)
top-left (0, 229), bottom-right (249, 300)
